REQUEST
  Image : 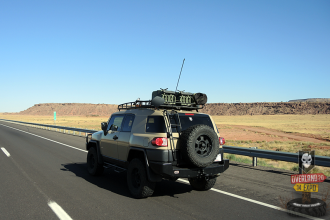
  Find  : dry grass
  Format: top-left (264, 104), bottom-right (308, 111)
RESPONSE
top-left (224, 139), bottom-right (330, 176)
top-left (213, 115), bottom-right (330, 175)
top-left (0, 114), bottom-right (109, 131)
top-left (213, 115), bottom-right (330, 139)
top-left (2, 114), bottom-right (329, 136)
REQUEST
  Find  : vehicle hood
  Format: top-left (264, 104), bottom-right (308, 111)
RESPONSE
top-left (91, 130), bottom-right (103, 141)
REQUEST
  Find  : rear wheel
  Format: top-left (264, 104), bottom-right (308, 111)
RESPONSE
top-left (87, 147), bottom-right (104, 176)
top-left (188, 176), bottom-right (217, 191)
top-left (127, 158), bottom-right (155, 199)
top-left (168, 177), bottom-right (179, 182)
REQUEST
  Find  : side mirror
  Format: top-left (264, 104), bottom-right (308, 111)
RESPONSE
top-left (101, 122), bottom-right (108, 131)
top-left (110, 124), bottom-right (118, 131)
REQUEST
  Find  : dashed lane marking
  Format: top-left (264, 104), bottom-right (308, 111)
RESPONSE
top-left (0, 124), bottom-right (87, 153)
top-left (48, 201), bottom-right (73, 220)
top-left (1, 147), bottom-right (11, 157)
top-left (0, 125), bottom-right (75, 220)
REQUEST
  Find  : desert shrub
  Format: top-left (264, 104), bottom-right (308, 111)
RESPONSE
top-left (258, 160), bottom-right (268, 166)
top-left (224, 154), bottom-right (252, 164)
top-left (311, 167), bottom-right (322, 174)
top-left (235, 157), bottom-right (251, 164)
top-left (291, 165), bottom-right (299, 172)
top-left (226, 154), bottom-right (236, 160)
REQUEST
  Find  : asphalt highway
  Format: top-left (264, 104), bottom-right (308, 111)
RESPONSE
top-left (0, 121), bottom-right (329, 220)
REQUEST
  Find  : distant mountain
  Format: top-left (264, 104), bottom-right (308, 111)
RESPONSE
top-left (4, 101), bottom-right (330, 116)
top-left (288, 98), bottom-right (330, 103)
top-left (201, 102), bottom-right (330, 115)
top-left (15, 103), bottom-right (118, 116)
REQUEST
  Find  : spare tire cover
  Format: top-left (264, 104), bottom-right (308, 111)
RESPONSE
top-left (179, 124), bottom-right (219, 167)
top-left (194, 93), bottom-right (207, 105)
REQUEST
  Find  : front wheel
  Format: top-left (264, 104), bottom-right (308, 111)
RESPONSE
top-left (87, 147), bottom-right (104, 176)
top-left (127, 158), bottom-right (155, 199)
top-left (188, 176), bottom-right (217, 191)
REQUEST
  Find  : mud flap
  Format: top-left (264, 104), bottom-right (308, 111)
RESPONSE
top-left (143, 151), bottom-right (162, 182)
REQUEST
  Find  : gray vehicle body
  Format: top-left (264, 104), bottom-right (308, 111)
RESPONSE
top-left (86, 107), bottom-right (229, 182)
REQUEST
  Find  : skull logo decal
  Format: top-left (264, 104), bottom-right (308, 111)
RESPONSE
top-left (298, 150), bottom-right (315, 174)
top-left (301, 153), bottom-right (312, 168)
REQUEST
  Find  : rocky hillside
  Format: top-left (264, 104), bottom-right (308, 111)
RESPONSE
top-left (201, 102), bottom-right (330, 116)
top-left (17, 103), bottom-right (118, 116)
top-left (10, 102), bottom-right (330, 116)
top-left (289, 98), bottom-right (330, 103)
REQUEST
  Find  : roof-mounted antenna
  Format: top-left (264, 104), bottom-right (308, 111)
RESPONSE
top-left (175, 58), bottom-right (185, 92)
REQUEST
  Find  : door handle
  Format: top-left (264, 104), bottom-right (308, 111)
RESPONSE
top-left (113, 135), bottom-right (118, 140)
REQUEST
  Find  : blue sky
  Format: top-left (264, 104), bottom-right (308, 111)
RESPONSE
top-left (0, 0), bottom-right (329, 112)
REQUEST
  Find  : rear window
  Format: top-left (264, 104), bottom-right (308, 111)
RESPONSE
top-left (145, 114), bottom-right (213, 133)
top-left (176, 114), bottom-right (213, 132)
top-left (146, 116), bottom-right (166, 133)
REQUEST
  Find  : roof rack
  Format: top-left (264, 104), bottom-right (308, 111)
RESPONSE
top-left (118, 100), bottom-right (204, 111)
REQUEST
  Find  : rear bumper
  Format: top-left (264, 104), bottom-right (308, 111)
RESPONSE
top-left (149, 159), bottom-right (229, 178)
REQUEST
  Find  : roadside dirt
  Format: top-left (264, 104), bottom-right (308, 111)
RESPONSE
top-left (217, 124), bottom-right (329, 144)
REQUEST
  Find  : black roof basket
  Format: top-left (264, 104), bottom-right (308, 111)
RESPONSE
top-left (118, 100), bottom-right (204, 111)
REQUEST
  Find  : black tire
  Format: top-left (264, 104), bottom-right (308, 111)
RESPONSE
top-left (168, 177), bottom-right (179, 182)
top-left (180, 124), bottom-right (219, 167)
top-left (127, 158), bottom-right (155, 199)
top-left (188, 176), bottom-right (217, 191)
top-left (287, 198), bottom-right (326, 217)
top-left (87, 147), bottom-right (104, 176)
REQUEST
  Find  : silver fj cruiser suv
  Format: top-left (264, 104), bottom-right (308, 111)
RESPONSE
top-left (86, 89), bottom-right (229, 198)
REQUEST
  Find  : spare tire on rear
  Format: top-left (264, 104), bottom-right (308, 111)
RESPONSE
top-left (179, 124), bottom-right (219, 167)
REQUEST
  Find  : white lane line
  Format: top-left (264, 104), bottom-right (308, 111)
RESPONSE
top-left (48, 201), bottom-right (73, 220)
top-left (1, 147), bottom-right (11, 157)
top-left (0, 123), bottom-right (324, 219)
top-left (0, 125), bottom-right (74, 220)
top-left (178, 179), bottom-right (324, 220)
top-left (0, 124), bottom-right (87, 153)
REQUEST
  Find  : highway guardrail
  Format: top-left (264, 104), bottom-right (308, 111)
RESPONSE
top-left (0, 119), bottom-right (96, 137)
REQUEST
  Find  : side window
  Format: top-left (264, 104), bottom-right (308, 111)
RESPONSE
top-left (107, 115), bottom-right (124, 131)
top-left (121, 114), bottom-right (135, 132)
top-left (146, 116), bottom-right (166, 133)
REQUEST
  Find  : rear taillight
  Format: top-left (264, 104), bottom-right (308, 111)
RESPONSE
top-left (219, 137), bottom-right (225, 145)
top-left (185, 113), bottom-right (194, 115)
top-left (151, 137), bottom-right (168, 147)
